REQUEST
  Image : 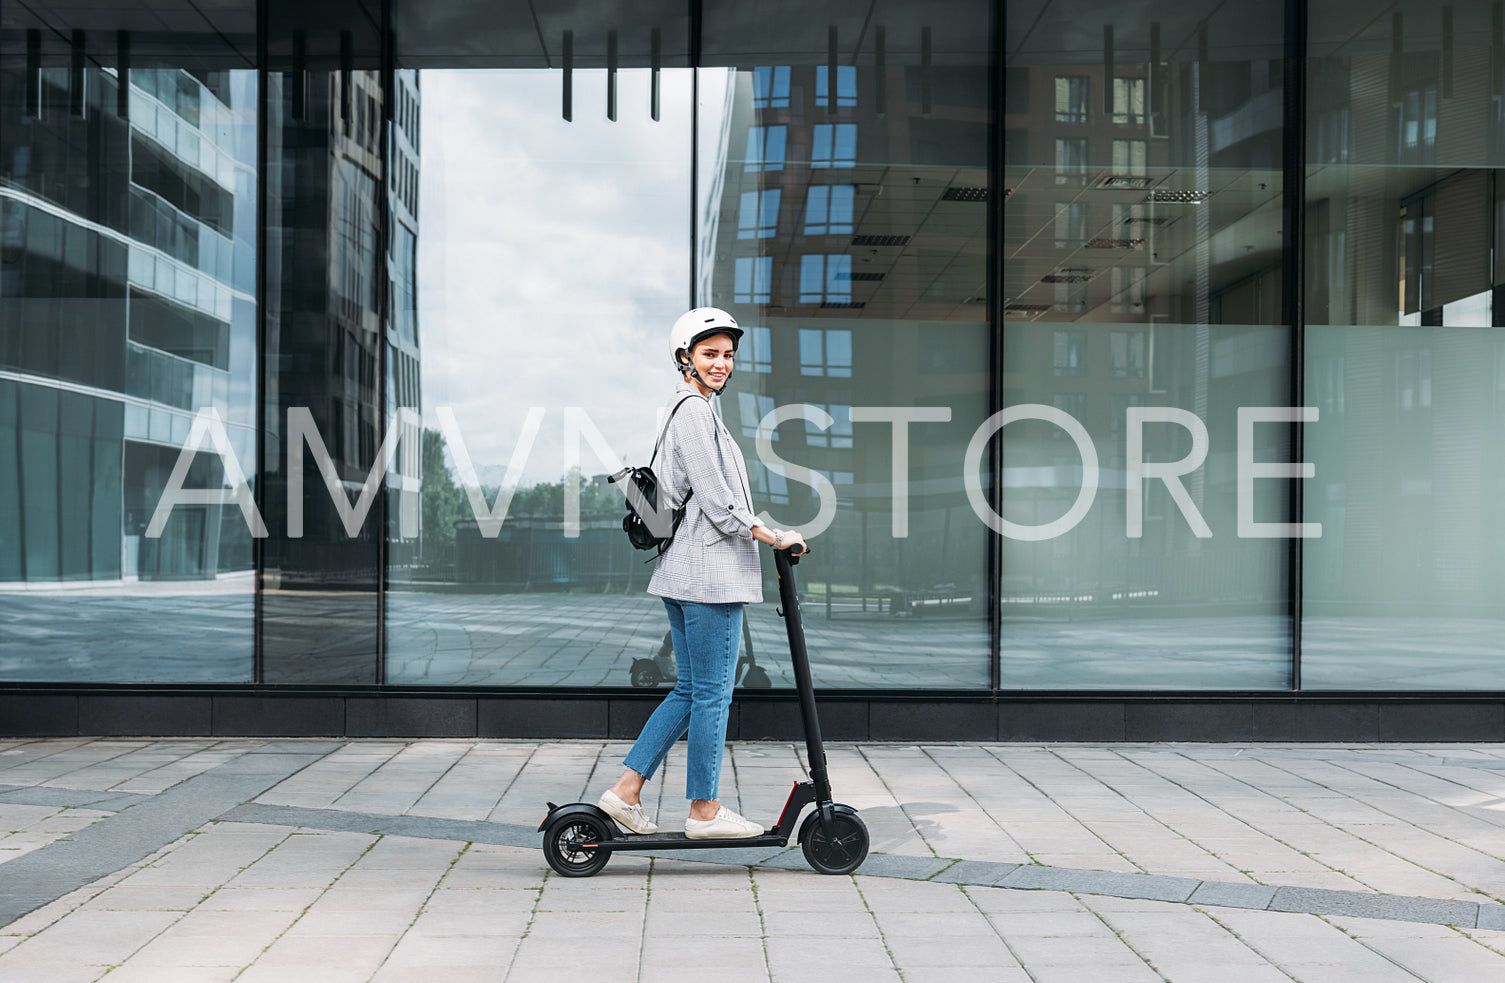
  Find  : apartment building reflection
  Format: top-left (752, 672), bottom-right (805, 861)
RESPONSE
top-left (995, 12), bottom-right (1299, 664)
top-left (0, 46), bottom-right (422, 592)
top-left (706, 46), bottom-right (991, 615)
top-left (1302, 26), bottom-right (1505, 646)
top-left (0, 44), bottom-right (258, 585)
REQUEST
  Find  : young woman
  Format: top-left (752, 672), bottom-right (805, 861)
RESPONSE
top-left (597, 307), bottom-right (806, 838)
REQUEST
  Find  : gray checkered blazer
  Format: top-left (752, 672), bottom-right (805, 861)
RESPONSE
top-left (647, 382), bottom-right (765, 605)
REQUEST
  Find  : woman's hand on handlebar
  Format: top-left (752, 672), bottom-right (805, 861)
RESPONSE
top-left (754, 525), bottom-right (807, 553)
top-left (776, 530), bottom-right (807, 553)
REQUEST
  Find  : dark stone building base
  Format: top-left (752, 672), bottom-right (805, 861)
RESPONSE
top-left (3, 689), bottom-right (1505, 742)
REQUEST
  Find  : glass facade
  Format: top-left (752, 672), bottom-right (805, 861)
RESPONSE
top-left (2, 0), bottom-right (1503, 708)
top-left (1301, 1), bottom-right (1505, 689)
top-left (0, 2), bottom-right (258, 681)
top-left (1003, 4), bottom-right (1293, 689)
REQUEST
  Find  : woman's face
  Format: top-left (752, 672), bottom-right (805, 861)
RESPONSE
top-left (687, 333), bottom-right (736, 390)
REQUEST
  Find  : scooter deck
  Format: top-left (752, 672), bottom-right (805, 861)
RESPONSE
top-left (587, 831), bottom-right (789, 851)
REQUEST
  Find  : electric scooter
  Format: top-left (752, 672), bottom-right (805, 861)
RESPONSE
top-left (539, 544), bottom-right (869, 876)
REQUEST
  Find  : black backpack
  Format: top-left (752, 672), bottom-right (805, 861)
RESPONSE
top-left (608, 394), bottom-right (697, 555)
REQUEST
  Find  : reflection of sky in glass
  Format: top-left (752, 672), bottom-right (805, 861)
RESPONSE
top-left (743, 125), bottom-right (787, 171)
top-left (734, 255), bottom-right (771, 302)
top-left (815, 65), bottom-right (857, 108)
top-left (811, 123), bottom-right (856, 168)
top-left (752, 66), bottom-right (790, 108)
top-left (1442, 289), bottom-right (1491, 327)
top-left (804, 403), bottom-right (851, 448)
top-left (803, 185), bottom-right (854, 235)
top-left (737, 189), bottom-right (780, 239)
top-left (744, 325), bottom-right (772, 373)
top-left (799, 328), bottom-right (852, 377)
top-left (736, 392), bottom-right (776, 438)
top-left (798, 254), bottom-right (851, 302)
top-left (417, 69), bottom-right (717, 486)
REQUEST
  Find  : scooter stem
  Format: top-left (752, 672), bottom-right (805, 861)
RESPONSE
top-left (774, 546), bottom-right (833, 807)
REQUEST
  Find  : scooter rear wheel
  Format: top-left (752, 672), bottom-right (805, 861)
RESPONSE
top-left (542, 814), bottom-right (613, 877)
top-left (629, 659), bottom-right (662, 688)
top-left (799, 805), bottom-right (869, 875)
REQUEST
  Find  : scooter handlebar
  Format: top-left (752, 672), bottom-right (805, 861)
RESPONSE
top-left (773, 541), bottom-right (807, 571)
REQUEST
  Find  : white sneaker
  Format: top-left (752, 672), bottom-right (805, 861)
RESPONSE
top-left (598, 789), bottom-right (657, 834)
top-left (684, 806), bottom-right (763, 839)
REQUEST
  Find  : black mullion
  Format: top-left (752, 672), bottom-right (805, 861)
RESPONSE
top-left (989, 0), bottom-right (1003, 696)
top-left (374, 0), bottom-right (393, 686)
top-left (1283, 0), bottom-right (1308, 691)
top-left (253, 0), bottom-right (269, 686)
top-left (690, 0), bottom-right (702, 68)
top-left (690, 0), bottom-right (702, 305)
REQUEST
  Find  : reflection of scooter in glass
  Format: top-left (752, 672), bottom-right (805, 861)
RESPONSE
top-left (541, 544), bottom-right (868, 876)
top-left (630, 617), bottom-right (770, 689)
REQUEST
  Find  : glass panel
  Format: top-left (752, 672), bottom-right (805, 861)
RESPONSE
top-left (385, 2), bottom-right (697, 686)
top-left (700, 0), bottom-right (994, 689)
top-left (0, 2), bottom-right (256, 681)
top-left (259, 2), bottom-right (385, 683)
top-left (1303, 1), bottom-right (1505, 689)
top-left (1002, 2), bottom-right (1293, 688)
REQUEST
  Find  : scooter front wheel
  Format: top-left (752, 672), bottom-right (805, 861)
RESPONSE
top-left (542, 813), bottom-right (613, 877)
top-left (799, 805), bottom-right (869, 875)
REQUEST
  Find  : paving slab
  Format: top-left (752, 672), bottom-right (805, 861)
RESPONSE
top-left (853, 852), bottom-right (953, 879)
top-left (998, 864), bottom-right (1201, 902)
top-left (0, 750), bottom-right (326, 924)
top-left (1268, 884), bottom-right (1482, 926)
top-left (1187, 879), bottom-right (1281, 910)
top-left (929, 858), bottom-right (1019, 885)
top-left (0, 786), bottom-right (148, 810)
top-left (6, 738), bottom-right (1505, 981)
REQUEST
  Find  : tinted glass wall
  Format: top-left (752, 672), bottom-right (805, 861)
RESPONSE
top-left (1002, 4), bottom-right (1293, 688)
top-left (258, 0), bottom-right (387, 683)
top-left (700, 7), bottom-right (993, 689)
top-left (8, 0), bottom-right (1503, 701)
top-left (1301, 1), bottom-right (1505, 689)
top-left (383, 3), bottom-right (698, 687)
top-left (381, 0), bottom-right (992, 690)
top-left (0, 2), bottom-right (258, 681)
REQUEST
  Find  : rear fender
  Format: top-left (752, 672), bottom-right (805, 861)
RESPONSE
top-left (538, 801), bottom-right (620, 836)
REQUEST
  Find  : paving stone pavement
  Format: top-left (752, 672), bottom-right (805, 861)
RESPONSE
top-left (6, 739), bottom-right (1505, 980)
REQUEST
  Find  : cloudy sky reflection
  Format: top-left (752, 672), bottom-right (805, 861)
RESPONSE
top-left (417, 68), bottom-right (732, 486)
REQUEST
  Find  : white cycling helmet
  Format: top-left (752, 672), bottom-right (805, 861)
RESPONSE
top-left (669, 307), bottom-right (744, 381)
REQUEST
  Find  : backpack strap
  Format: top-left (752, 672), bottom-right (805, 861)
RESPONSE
top-left (648, 393), bottom-right (701, 471)
top-left (606, 393), bottom-right (701, 494)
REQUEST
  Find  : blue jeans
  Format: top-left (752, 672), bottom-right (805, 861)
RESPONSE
top-left (623, 599), bottom-right (743, 801)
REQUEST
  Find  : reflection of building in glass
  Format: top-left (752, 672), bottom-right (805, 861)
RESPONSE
top-left (262, 60), bottom-right (422, 591)
top-left (1001, 37), bottom-right (1291, 633)
top-left (1301, 28), bottom-right (1505, 666)
top-left (0, 55), bottom-right (258, 583)
top-left (387, 69), bottom-right (424, 575)
top-left (11, 0), bottom-right (1505, 734)
top-left (707, 51), bottom-right (989, 611)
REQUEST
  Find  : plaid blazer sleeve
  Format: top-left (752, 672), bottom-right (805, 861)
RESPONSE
top-left (668, 396), bottom-right (761, 539)
top-left (649, 386), bottom-right (765, 604)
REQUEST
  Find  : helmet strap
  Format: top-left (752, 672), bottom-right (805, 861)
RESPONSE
top-left (679, 352), bottom-right (728, 397)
